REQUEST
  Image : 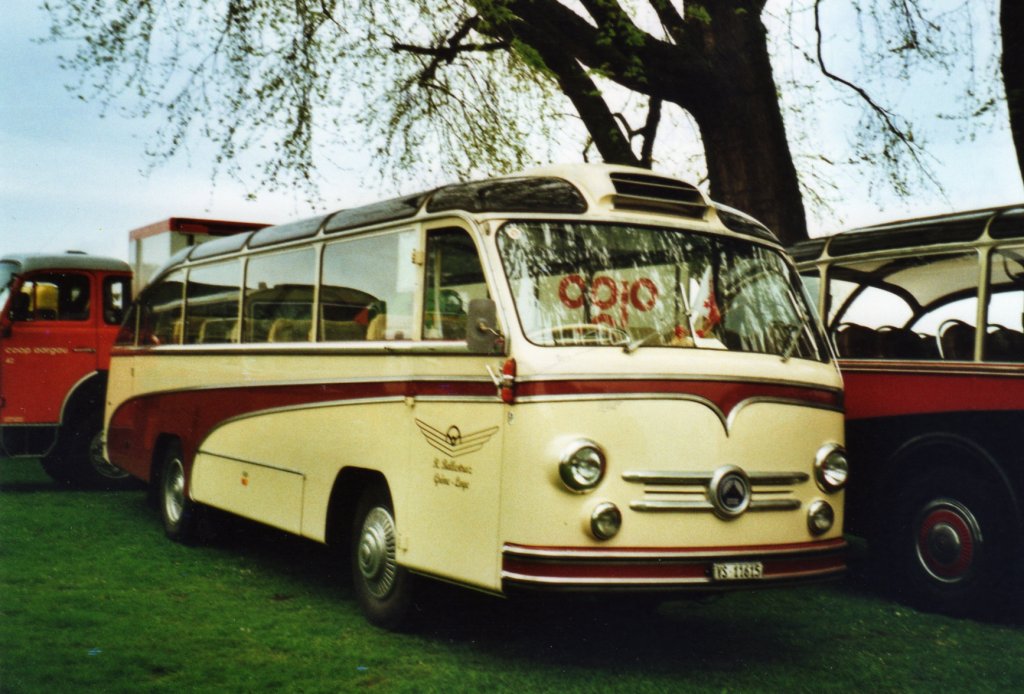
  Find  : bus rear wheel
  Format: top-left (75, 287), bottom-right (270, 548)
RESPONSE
top-left (350, 485), bottom-right (416, 629)
top-left (160, 443), bottom-right (199, 544)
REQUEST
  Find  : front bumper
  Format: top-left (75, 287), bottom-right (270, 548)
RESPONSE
top-left (502, 538), bottom-right (846, 592)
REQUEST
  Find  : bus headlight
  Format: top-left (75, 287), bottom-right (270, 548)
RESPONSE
top-left (559, 440), bottom-right (606, 493)
top-left (814, 444), bottom-right (849, 493)
top-left (590, 502), bottom-right (622, 540)
top-left (807, 500), bottom-right (835, 535)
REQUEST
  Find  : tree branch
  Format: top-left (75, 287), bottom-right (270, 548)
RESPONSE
top-left (813, 0), bottom-right (939, 187)
top-left (392, 15), bottom-right (510, 87)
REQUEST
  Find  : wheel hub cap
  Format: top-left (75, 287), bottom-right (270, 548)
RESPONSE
top-left (357, 507), bottom-right (396, 598)
top-left (915, 499), bottom-right (981, 583)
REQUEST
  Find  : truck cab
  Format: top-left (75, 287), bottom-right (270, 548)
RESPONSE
top-left (1, 252), bottom-right (132, 487)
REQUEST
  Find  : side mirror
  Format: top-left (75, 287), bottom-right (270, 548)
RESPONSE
top-left (466, 298), bottom-right (504, 354)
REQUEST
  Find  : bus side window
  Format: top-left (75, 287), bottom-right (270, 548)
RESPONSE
top-left (423, 229), bottom-right (487, 341)
top-left (986, 247), bottom-right (1024, 362)
top-left (321, 230), bottom-right (417, 342)
top-left (185, 261), bottom-right (241, 344)
top-left (137, 270), bottom-right (186, 345)
top-left (244, 248), bottom-right (315, 343)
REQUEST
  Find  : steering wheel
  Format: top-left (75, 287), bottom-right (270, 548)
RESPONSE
top-left (529, 322), bottom-right (630, 346)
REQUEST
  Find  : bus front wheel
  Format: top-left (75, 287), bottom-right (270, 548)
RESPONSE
top-left (889, 466), bottom-right (1013, 616)
top-left (350, 485), bottom-right (416, 629)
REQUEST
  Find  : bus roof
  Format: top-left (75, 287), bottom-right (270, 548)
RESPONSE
top-left (790, 204), bottom-right (1024, 262)
top-left (148, 164), bottom-right (779, 277)
top-left (1, 252), bottom-right (131, 274)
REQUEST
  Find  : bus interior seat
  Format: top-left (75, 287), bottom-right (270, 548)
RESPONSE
top-left (938, 320), bottom-right (975, 360)
top-left (831, 323), bottom-right (879, 358)
top-left (366, 314), bottom-right (387, 341)
top-left (986, 325), bottom-right (1024, 362)
top-left (268, 318), bottom-right (312, 343)
top-left (321, 320), bottom-right (367, 341)
top-left (198, 318), bottom-right (237, 344)
top-left (876, 326), bottom-right (937, 359)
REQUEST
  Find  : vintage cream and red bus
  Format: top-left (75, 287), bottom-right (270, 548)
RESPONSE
top-left (105, 164), bottom-right (848, 628)
top-left (791, 206), bottom-right (1024, 614)
top-left (0, 218), bottom-right (266, 488)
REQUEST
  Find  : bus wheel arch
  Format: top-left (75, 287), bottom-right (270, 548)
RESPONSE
top-left (882, 437), bottom-right (1018, 615)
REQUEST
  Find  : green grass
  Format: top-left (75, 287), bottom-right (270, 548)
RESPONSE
top-left (2, 458), bottom-right (1022, 693)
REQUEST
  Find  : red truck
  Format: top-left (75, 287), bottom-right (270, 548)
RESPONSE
top-left (0, 252), bottom-right (132, 486)
top-left (1, 218), bottom-right (267, 487)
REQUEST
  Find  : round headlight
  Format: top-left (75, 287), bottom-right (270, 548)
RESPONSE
top-left (807, 499), bottom-right (835, 536)
top-left (814, 444), bottom-right (849, 493)
top-left (590, 502), bottom-right (622, 540)
top-left (559, 440), bottom-right (606, 493)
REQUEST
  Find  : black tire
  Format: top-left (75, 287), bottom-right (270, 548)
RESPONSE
top-left (159, 442), bottom-right (200, 544)
top-left (888, 465), bottom-right (1014, 616)
top-left (41, 416), bottom-right (134, 490)
top-left (350, 485), bottom-right (416, 629)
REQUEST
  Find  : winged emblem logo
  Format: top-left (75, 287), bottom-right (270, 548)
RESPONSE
top-left (415, 419), bottom-right (499, 458)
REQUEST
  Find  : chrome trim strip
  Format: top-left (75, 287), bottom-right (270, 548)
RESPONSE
top-left (116, 374), bottom-right (495, 398)
top-left (629, 498), bottom-right (801, 513)
top-left (501, 565), bottom-right (846, 587)
top-left (195, 450), bottom-right (306, 478)
top-left (837, 359), bottom-right (1024, 377)
top-left (502, 539), bottom-right (846, 560)
top-left (623, 470), bottom-right (808, 486)
top-left (750, 499), bottom-right (802, 511)
top-left (630, 499), bottom-right (713, 512)
top-left (514, 373), bottom-right (841, 391)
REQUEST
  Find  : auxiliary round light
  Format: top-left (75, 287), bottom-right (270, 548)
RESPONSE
top-left (590, 502), bottom-right (622, 540)
top-left (559, 440), bottom-right (607, 493)
top-left (807, 500), bottom-right (835, 536)
top-left (814, 444), bottom-right (849, 493)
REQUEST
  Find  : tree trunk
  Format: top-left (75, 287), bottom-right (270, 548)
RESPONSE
top-left (678, 5), bottom-right (808, 245)
top-left (1002, 0), bottom-right (1024, 183)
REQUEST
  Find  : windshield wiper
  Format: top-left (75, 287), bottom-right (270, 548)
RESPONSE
top-left (623, 331), bottom-right (661, 354)
top-left (780, 324), bottom-right (803, 362)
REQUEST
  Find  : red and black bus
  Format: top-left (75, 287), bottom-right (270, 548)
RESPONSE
top-left (792, 206), bottom-right (1023, 615)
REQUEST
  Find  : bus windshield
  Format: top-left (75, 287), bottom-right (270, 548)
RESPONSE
top-left (497, 221), bottom-right (826, 361)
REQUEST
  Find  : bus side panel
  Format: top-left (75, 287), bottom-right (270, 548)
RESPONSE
top-left (399, 399), bottom-right (505, 592)
top-left (191, 401), bottom-right (411, 544)
top-left (191, 451), bottom-right (306, 535)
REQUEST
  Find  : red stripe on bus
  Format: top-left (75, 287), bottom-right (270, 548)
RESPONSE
top-left (106, 380), bottom-right (494, 479)
top-left (842, 369), bottom-right (1024, 420)
top-left (107, 377), bottom-right (840, 480)
top-left (517, 379), bottom-right (841, 417)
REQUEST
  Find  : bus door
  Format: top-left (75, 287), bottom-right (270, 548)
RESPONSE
top-left (1, 272), bottom-right (98, 426)
top-left (401, 226), bottom-right (506, 590)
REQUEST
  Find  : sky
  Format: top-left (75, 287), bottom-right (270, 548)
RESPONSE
top-left (1, 0), bottom-right (1022, 263)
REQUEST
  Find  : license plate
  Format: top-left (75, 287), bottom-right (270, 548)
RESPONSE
top-left (712, 561), bottom-right (764, 581)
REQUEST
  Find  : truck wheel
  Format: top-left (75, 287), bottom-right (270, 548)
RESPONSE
top-left (351, 485), bottom-right (416, 629)
top-left (160, 443), bottom-right (199, 544)
top-left (79, 429), bottom-right (134, 489)
top-left (43, 416), bottom-right (134, 490)
top-left (890, 466), bottom-right (1013, 616)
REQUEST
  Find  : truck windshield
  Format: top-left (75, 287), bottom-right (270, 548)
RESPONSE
top-left (497, 221), bottom-right (826, 361)
top-left (0, 261), bottom-right (17, 315)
